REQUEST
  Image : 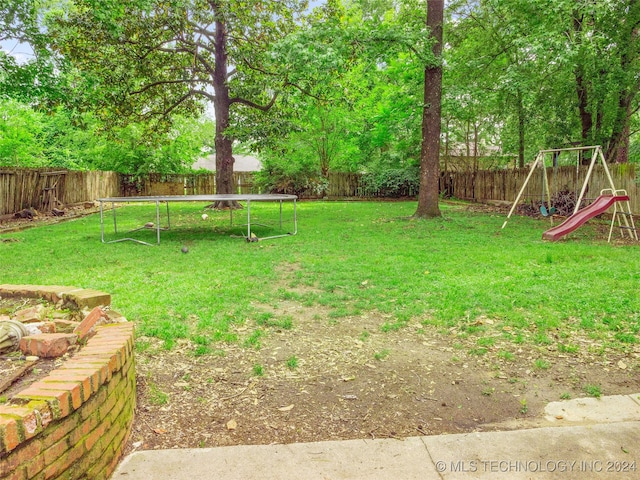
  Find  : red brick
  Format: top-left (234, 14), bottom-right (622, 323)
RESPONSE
top-left (68, 413), bottom-right (98, 446)
top-left (95, 322), bottom-right (134, 339)
top-left (43, 439), bottom-right (85, 480)
top-left (19, 333), bottom-right (78, 358)
top-left (53, 319), bottom-right (80, 332)
top-left (0, 406), bottom-right (40, 440)
top-left (43, 438), bottom-right (69, 466)
top-left (78, 345), bottom-right (122, 356)
top-left (6, 439), bottom-right (42, 466)
top-left (29, 401), bottom-right (54, 430)
top-left (14, 386), bottom-right (72, 419)
top-left (84, 422), bottom-right (107, 451)
top-left (0, 415), bottom-right (20, 454)
top-left (37, 381), bottom-right (83, 409)
top-left (62, 289), bottom-right (111, 309)
top-left (41, 415), bottom-right (76, 449)
top-left (99, 393), bottom-right (118, 421)
top-left (2, 464), bottom-right (26, 480)
top-left (46, 372), bottom-right (93, 400)
top-left (25, 453), bottom-right (45, 478)
top-left (48, 369), bottom-right (100, 395)
top-left (75, 353), bottom-right (118, 372)
top-left (60, 362), bottom-right (111, 384)
top-left (13, 305), bottom-right (46, 323)
top-left (73, 307), bottom-right (106, 341)
top-left (40, 322), bottom-right (57, 334)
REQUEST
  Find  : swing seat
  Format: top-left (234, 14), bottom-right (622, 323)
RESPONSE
top-left (540, 205), bottom-right (556, 217)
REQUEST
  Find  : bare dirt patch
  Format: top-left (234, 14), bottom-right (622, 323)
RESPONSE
top-left (128, 300), bottom-right (640, 453)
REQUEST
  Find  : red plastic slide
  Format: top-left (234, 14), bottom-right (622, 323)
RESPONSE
top-left (542, 194), bottom-right (629, 241)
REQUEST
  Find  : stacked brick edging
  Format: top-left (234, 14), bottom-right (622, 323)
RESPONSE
top-left (0, 285), bottom-right (135, 480)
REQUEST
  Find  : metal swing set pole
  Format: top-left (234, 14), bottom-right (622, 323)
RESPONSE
top-left (501, 152), bottom-right (543, 229)
top-left (573, 146), bottom-right (617, 215)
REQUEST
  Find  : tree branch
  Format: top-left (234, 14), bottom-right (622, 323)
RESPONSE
top-left (191, 89), bottom-right (216, 102)
top-left (163, 91), bottom-right (194, 117)
top-left (282, 80), bottom-right (325, 102)
top-left (229, 92), bottom-right (279, 111)
top-left (130, 79), bottom-right (198, 95)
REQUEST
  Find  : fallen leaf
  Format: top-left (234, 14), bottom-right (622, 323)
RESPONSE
top-left (152, 428), bottom-right (166, 435)
top-left (278, 404), bottom-right (294, 412)
top-left (618, 360), bottom-right (627, 370)
top-left (226, 419), bottom-right (237, 430)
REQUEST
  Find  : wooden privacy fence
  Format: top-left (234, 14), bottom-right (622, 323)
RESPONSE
top-left (1, 166), bottom-right (639, 216)
top-left (441, 164), bottom-right (640, 212)
top-left (0, 170), bottom-right (255, 215)
top-left (0, 169), bottom-right (120, 216)
top-left (119, 172), bottom-right (256, 196)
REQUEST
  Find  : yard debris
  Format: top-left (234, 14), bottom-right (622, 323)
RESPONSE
top-left (226, 419), bottom-right (237, 430)
top-left (340, 395), bottom-right (358, 400)
top-left (14, 208), bottom-right (36, 219)
top-left (0, 320), bottom-right (28, 354)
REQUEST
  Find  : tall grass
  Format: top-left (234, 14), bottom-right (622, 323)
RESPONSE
top-left (1, 200), bottom-right (638, 351)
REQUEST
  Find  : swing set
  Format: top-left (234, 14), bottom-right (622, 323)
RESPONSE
top-left (502, 145), bottom-right (638, 242)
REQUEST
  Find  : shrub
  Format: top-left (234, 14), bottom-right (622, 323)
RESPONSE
top-left (359, 164), bottom-right (420, 198)
top-left (254, 152), bottom-right (328, 197)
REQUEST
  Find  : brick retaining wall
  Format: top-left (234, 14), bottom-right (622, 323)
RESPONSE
top-left (0, 285), bottom-right (135, 480)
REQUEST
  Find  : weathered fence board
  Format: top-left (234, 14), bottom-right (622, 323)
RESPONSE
top-left (1, 166), bottom-right (638, 217)
top-left (0, 169), bottom-right (120, 216)
top-left (119, 172), bottom-right (257, 197)
top-left (443, 165), bottom-right (639, 212)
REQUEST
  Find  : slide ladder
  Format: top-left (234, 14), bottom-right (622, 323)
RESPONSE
top-left (607, 190), bottom-right (638, 242)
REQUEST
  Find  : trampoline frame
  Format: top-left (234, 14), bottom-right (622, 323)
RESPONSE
top-left (98, 194), bottom-right (297, 246)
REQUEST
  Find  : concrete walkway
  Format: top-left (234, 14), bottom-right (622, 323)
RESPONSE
top-left (112, 393), bottom-right (640, 480)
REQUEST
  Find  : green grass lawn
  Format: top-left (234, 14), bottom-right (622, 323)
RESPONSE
top-left (1, 200), bottom-right (639, 353)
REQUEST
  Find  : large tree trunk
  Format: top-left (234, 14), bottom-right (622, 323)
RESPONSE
top-left (414, 0), bottom-right (444, 219)
top-left (606, 12), bottom-right (637, 165)
top-left (573, 14), bottom-right (594, 155)
top-left (212, 15), bottom-right (238, 209)
top-left (607, 98), bottom-right (631, 164)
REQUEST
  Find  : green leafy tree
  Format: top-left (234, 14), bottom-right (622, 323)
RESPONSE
top-left (0, 98), bottom-right (46, 166)
top-left (50, 0), bottom-right (308, 194)
top-left (0, 0), bottom-right (73, 109)
top-left (447, 0), bottom-right (640, 165)
top-left (252, 0), bottom-right (430, 191)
